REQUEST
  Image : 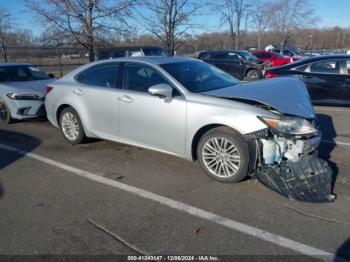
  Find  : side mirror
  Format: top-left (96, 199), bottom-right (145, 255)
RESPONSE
top-left (148, 83), bottom-right (173, 101)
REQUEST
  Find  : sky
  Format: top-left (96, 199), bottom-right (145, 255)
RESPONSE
top-left (1, 0), bottom-right (350, 36)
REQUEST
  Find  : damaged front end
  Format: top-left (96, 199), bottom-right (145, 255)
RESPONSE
top-left (246, 115), bottom-right (335, 202)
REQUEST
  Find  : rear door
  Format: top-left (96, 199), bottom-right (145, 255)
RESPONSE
top-left (74, 62), bottom-right (120, 138)
top-left (300, 59), bottom-right (347, 104)
top-left (342, 60), bottom-right (350, 105)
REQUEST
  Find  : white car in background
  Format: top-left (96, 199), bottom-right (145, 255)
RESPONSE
top-left (0, 63), bottom-right (54, 124)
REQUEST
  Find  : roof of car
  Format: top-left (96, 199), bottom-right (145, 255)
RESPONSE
top-left (96, 56), bottom-right (198, 65)
top-left (201, 50), bottom-right (245, 53)
top-left (97, 46), bottom-right (164, 50)
top-left (0, 62), bottom-right (33, 67)
top-left (291, 55), bottom-right (350, 64)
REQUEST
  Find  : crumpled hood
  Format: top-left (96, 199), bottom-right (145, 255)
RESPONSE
top-left (202, 77), bottom-right (315, 119)
top-left (0, 79), bottom-right (54, 97)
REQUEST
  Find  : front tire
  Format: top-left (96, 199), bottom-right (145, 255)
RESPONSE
top-left (59, 107), bottom-right (86, 144)
top-left (197, 127), bottom-right (250, 183)
top-left (0, 99), bottom-right (12, 125)
top-left (245, 69), bottom-right (261, 81)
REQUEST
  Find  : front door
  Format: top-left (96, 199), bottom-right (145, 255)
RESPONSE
top-left (118, 62), bottom-right (187, 155)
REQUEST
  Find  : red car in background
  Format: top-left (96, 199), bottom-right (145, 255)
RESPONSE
top-left (252, 51), bottom-right (292, 67)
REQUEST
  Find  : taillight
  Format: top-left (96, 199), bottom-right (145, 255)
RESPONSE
top-left (46, 85), bottom-right (53, 94)
top-left (265, 71), bottom-right (277, 78)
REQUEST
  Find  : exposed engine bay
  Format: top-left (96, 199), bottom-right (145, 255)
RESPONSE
top-left (244, 108), bottom-right (334, 202)
top-left (206, 83), bottom-right (335, 202)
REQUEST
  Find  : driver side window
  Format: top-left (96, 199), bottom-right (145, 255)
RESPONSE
top-left (124, 63), bottom-right (170, 93)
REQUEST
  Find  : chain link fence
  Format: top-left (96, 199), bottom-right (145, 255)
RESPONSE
top-left (0, 47), bottom-right (89, 77)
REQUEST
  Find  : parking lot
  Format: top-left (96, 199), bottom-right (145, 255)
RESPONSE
top-left (0, 105), bottom-right (349, 261)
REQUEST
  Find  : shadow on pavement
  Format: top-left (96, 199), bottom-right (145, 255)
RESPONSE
top-left (0, 182), bottom-right (3, 200)
top-left (0, 129), bottom-right (41, 200)
top-left (316, 114), bottom-right (338, 194)
top-left (335, 238), bottom-right (350, 261)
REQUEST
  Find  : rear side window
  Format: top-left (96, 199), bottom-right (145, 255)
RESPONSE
top-left (309, 60), bottom-right (341, 74)
top-left (346, 60), bottom-right (350, 74)
top-left (112, 50), bottom-right (126, 58)
top-left (227, 53), bottom-right (240, 61)
top-left (76, 63), bottom-right (119, 88)
top-left (199, 52), bottom-right (210, 59)
top-left (212, 53), bottom-right (227, 60)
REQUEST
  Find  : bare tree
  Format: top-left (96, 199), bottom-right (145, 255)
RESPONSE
top-left (251, 0), bottom-right (273, 49)
top-left (214, 0), bottom-right (253, 49)
top-left (26, 0), bottom-right (139, 61)
top-left (0, 8), bottom-right (12, 62)
top-left (270, 0), bottom-right (317, 49)
top-left (140, 0), bottom-right (201, 56)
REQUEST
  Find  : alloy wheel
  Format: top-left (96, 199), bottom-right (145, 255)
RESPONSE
top-left (61, 112), bottom-right (80, 141)
top-left (202, 137), bottom-right (241, 178)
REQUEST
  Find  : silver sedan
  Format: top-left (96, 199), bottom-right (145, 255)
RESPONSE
top-left (45, 57), bottom-right (323, 186)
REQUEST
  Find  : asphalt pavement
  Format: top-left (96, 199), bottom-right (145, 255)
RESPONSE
top-left (0, 106), bottom-right (349, 261)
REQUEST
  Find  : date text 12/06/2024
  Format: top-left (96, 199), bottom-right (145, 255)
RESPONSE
top-left (127, 256), bottom-right (220, 261)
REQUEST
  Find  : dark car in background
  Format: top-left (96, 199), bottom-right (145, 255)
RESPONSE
top-left (96, 46), bottom-right (166, 60)
top-left (265, 55), bottom-right (350, 106)
top-left (271, 48), bottom-right (307, 62)
top-left (198, 50), bottom-right (263, 80)
top-left (252, 51), bottom-right (292, 67)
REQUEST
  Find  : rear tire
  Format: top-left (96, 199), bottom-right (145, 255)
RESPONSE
top-left (0, 99), bottom-right (12, 125)
top-left (197, 127), bottom-right (250, 183)
top-left (59, 107), bottom-right (86, 144)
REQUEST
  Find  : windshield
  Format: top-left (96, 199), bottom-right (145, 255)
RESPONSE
top-left (0, 65), bottom-right (50, 82)
top-left (239, 51), bottom-right (259, 62)
top-left (161, 61), bottom-right (240, 93)
top-left (143, 48), bottom-right (166, 56)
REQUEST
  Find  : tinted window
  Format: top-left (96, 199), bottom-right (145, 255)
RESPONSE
top-left (283, 50), bottom-right (293, 56)
top-left (161, 61), bottom-right (240, 93)
top-left (239, 51), bottom-right (259, 62)
top-left (142, 48), bottom-right (166, 56)
top-left (212, 53), bottom-right (227, 60)
top-left (294, 64), bottom-right (309, 72)
top-left (346, 60), bottom-right (350, 74)
top-left (199, 52), bottom-right (210, 60)
top-left (124, 63), bottom-right (169, 92)
top-left (309, 60), bottom-right (340, 74)
top-left (129, 49), bottom-right (143, 57)
top-left (226, 53), bottom-right (240, 61)
top-left (0, 65), bottom-right (49, 82)
top-left (112, 50), bottom-right (126, 58)
top-left (76, 63), bottom-right (119, 87)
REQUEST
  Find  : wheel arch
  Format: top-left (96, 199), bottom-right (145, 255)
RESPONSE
top-left (191, 124), bottom-right (242, 161)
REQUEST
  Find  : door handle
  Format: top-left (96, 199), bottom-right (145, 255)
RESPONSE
top-left (118, 95), bottom-right (133, 103)
top-left (73, 88), bottom-right (83, 96)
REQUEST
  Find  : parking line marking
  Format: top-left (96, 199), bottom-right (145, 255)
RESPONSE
top-left (0, 143), bottom-right (348, 262)
top-left (322, 140), bottom-right (350, 146)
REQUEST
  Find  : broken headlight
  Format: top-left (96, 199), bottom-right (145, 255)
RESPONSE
top-left (258, 116), bottom-right (317, 136)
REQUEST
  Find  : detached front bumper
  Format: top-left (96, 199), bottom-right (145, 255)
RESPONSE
top-left (250, 131), bottom-right (334, 202)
